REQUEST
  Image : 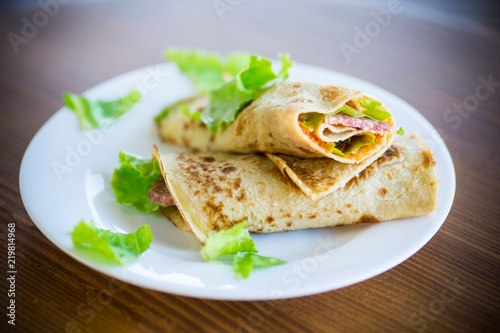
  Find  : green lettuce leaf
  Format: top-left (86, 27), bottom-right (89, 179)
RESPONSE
top-left (225, 53), bottom-right (250, 77)
top-left (200, 222), bottom-right (286, 279)
top-left (200, 222), bottom-right (257, 261)
top-left (118, 151), bottom-right (159, 177)
top-left (63, 89), bottom-right (141, 130)
top-left (233, 253), bottom-right (286, 280)
top-left (154, 98), bottom-right (192, 124)
top-left (71, 220), bottom-right (153, 265)
top-left (325, 133), bottom-right (376, 156)
top-left (201, 54), bottom-right (293, 132)
top-left (200, 79), bottom-right (256, 132)
top-left (359, 98), bottom-right (392, 121)
top-left (299, 113), bottom-right (327, 131)
top-left (180, 105), bottom-right (202, 121)
top-left (110, 151), bottom-right (162, 213)
top-left (154, 105), bottom-right (171, 124)
top-left (336, 104), bottom-right (366, 118)
top-left (165, 48), bottom-right (249, 93)
top-left (277, 53), bottom-right (293, 80)
top-left (396, 127), bottom-right (405, 136)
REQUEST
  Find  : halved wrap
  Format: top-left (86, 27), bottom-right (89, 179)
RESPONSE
top-left (156, 81), bottom-right (397, 164)
top-left (153, 134), bottom-right (439, 244)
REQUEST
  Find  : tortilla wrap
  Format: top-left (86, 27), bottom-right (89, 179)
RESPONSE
top-left (266, 149), bottom-right (385, 200)
top-left (160, 206), bottom-right (191, 231)
top-left (153, 134), bottom-right (439, 244)
top-left (156, 81), bottom-right (396, 164)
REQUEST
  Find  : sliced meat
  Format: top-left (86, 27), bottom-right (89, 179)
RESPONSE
top-left (148, 177), bottom-right (176, 206)
top-left (325, 113), bottom-right (393, 133)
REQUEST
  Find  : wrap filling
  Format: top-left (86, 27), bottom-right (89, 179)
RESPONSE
top-left (299, 98), bottom-right (395, 156)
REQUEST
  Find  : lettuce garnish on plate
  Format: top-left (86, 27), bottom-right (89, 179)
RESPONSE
top-left (201, 222), bottom-right (286, 279)
top-left (110, 151), bottom-right (162, 213)
top-left (233, 253), bottom-right (287, 280)
top-left (71, 220), bottom-right (153, 265)
top-left (165, 48), bottom-right (249, 93)
top-left (163, 48), bottom-right (293, 133)
top-left (63, 89), bottom-right (141, 130)
top-left (200, 222), bottom-right (257, 261)
top-left (200, 54), bottom-right (292, 133)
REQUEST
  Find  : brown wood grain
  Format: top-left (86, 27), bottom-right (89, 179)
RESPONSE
top-left (1, 0), bottom-right (499, 332)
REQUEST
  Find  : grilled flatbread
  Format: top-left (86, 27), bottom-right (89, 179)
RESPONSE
top-left (156, 81), bottom-right (396, 164)
top-left (153, 134), bottom-right (439, 244)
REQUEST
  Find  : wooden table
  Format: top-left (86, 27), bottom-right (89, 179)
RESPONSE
top-left (1, 0), bottom-right (499, 332)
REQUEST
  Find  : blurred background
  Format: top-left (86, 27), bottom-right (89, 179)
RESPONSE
top-left (1, 1), bottom-right (499, 92)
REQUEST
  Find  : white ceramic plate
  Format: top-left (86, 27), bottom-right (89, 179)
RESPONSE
top-left (19, 62), bottom-right (455, 300)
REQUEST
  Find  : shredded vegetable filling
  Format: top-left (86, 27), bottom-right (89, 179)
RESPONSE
top-left (299, 98), bottom-right (395, 156)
